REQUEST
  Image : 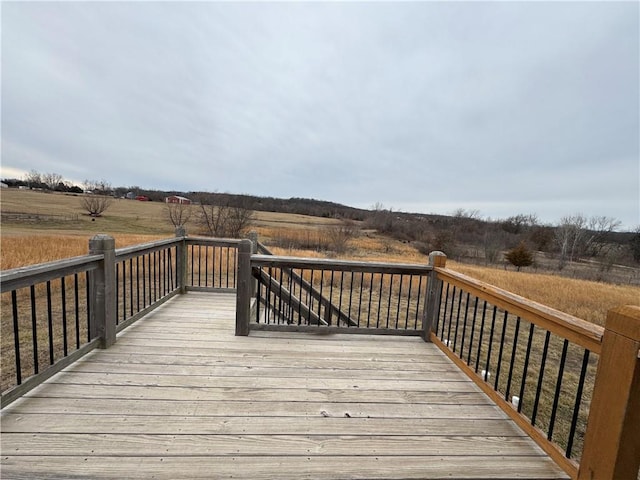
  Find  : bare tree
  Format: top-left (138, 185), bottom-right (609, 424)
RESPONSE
top-left (225, 204), bottom-right (254, 238)
top-left (82, 179), bottom-right (112, 195)
top-left (165, 202), bottom-right (193, 228)
top-left (41, 172), bottom-right (64, 190)
top-left (555, 214), bottom-right (587, 269)
top-left (452, 208), bottom-right (482, 220)
top-left (80, 194), bottom-right (112, 217)
top-left (324, 220), bottom-right (359, 254)
top-left (197, 199), bottom-right (253, 238)
top-left (366, 202), bottom-right (394, 233)
top-left (24, 169), bottom-right (42, 189)
top-left (584, 216), bottom-right (622, 258)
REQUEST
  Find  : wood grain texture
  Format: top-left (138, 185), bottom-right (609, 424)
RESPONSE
top-left (1, 291), bottom-right (569, 480)
top-left (578, 306), bottom-right (640, 480)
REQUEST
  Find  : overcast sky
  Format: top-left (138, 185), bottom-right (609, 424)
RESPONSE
top-left (2, 1), bottom-right (638, 228)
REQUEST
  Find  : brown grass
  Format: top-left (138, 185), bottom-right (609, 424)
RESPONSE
top-left (2, 188), bottom-right (638, 324)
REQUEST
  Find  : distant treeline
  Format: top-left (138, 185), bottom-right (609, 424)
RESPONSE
top-left (3, 177), bottom-right (639, 267)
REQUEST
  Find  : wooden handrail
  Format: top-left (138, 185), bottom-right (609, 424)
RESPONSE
top-left (435, 268), bottom-right (604, 354)
top-left (251, 254), bottom-right (432, 275)
top-left (0, 255), bottom-right (103, 293)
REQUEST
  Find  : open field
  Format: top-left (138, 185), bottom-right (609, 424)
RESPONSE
top-left (1, 188), bottom-right (638, 326)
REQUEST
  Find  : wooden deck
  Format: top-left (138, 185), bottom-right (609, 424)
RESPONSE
top-left (1, 292), bottom-right (569, 479)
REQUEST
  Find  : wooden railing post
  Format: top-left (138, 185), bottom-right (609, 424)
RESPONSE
top-left (578, 305), bottom-right (640, 480)
top-left (423, 251), bottom-right (446, 342)
top-left (88, 234), bottom-right (116, 349)
top-left (235, 239), bottom-right (252, 336)
top-left (175, 227), bottom-right (188, 294)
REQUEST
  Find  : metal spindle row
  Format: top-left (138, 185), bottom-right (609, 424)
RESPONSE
top-left (189, 245), bottom-right (237, 289)
top-left (4, 272), bottom-right (91, 389)
top-left (255, 267), bottom-right (427, 331)
top-left (436, 282), bottom-right (596, 460)
top-left (115, 247), bottom-right (176, 325)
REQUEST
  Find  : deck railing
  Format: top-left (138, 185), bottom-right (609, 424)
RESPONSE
top-left (1, 233), bottom-right (638, 479)
top-left (430, 265), bottom-right (603, 477)
top-left (185, 237), bottom-right (240, 291)
top-left (0, 232), bottom-right (240, 407)
top-left (236, 242), bottom-right (441, 336)
top-left (237, 243), bottom-right (638, 479)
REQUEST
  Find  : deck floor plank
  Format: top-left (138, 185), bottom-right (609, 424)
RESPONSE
top-left (1, 292), bottom-right (569, 479)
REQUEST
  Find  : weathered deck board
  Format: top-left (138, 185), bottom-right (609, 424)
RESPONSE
top-left (1, 291), bottom-right (569, 480)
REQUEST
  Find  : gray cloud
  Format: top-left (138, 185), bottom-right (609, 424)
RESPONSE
top-left (2, 1), bottom-right (638, 227)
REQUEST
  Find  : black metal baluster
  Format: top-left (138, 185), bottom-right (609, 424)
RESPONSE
top-left (298, 269), bottom-right (304, 325)
top-left (265, 267), bottom-right (272, 324)
top-left (566, 349), bottom-right (591, 458)
top-left (277, 268), bottom-right (284, 324)
top-left (404, 275), bottom-right (413, 330)
top-left (47, 281), bottom-right (54, 364)
top-left (190, 245), bottom-right (194, 286)
top-left (328, 270), bottom-right (335, 326)
top-left (142, 254), bottom-right (147, 308)
top-left (195, 245), bottom-right (201, 286)
top-left (129, 258), bottom-right (134, 316)
top-left (505, 316), bottom-right (521, 401)
top-left (74, 273), bottom-right (80, 348)
top-left (517, 323), bottom-right (536, 413)
top-left (414, 276), bottom-right (423, 331)
top-left (136, 256), bottom-right (141, 312)
top-left (171, 247), bottom-right (176, 291)
top-left (366, 272), bottom-right (373, 328)
top-left (395, 274), bottom-right (403, 329)
top-left (483, 306), bottom-right (498, 382)
top-left (386, 274), bottom-right (394, 328)
top-left (148, 253), bottom-right (152, 304)
top-left (30, 285), bottom-right (39, 374)
top-left (115, 263), bottom-right (120, 325)
top-left (347, 271), bottom-right (354, 321)
top-left (232, 247), bottom-right (236, 288)
top-left (226, 247), bottom-right (231, 288)
top-left (547, 339), bottom-right (569, 441)
top-left (357, 272), bottom-right (364, 323)
top-left (12, 290), bottom-right (21, 384)
top-left (459, 293), bottom-right (471, 357)
top-left (204, 245), bottom-right (209, 288)
top-left (494, 311), bottom-right (509, 391)
top-left (531, 331), bottom-right (552, 426)
top-left (338, 271), bottom-right (345, 327)
top-left (122, 261), bottom-right (127, 322)
top-left (466, 296), bottom-right (479, 364)
top-left (453, 288), bottom-right (463, 351)
top-left (376, 273), bottom-right (384, 328)
top-left (61, 277), bottom-right (68, 356)
top-left (444, 285), bottom-right (462, 350)
top-left (218, 247), bottom-right (224, 287)
top-left (85, 271), bottom-right (91, 342)
top-left (151, 252), bottom-right (156, 302)
top-left (318, 269), bottom-right (325, 321)
top-left (474, 301), bottom-right (488, 372)
top-left (438, 280), bottom-right (453, 341)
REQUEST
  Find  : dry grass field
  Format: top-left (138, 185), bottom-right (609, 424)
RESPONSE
top-left (1, 188), bottom-right (638, 326)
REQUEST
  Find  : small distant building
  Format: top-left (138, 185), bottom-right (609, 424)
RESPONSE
top-left (165, 195), bottom-right (191, 205)
top-left (135, 195), bottom-right (150, 201)
top-left (0, 182), bottom-right (8, 189)
top-left (125, 192), bottom-right (136, 200)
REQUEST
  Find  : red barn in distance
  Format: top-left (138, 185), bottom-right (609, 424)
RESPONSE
top-left (165, 195), bottom-right (191, 205)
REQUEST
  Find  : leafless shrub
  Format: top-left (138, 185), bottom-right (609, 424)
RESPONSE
top-left (165, 202), bottom-right (193, 228)
top-left (197, 199), bottom-right (253, 238)
top-left (80, 194), bottom-right (112, 217)
top-left (324, 221), bottom-right (359, 253)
